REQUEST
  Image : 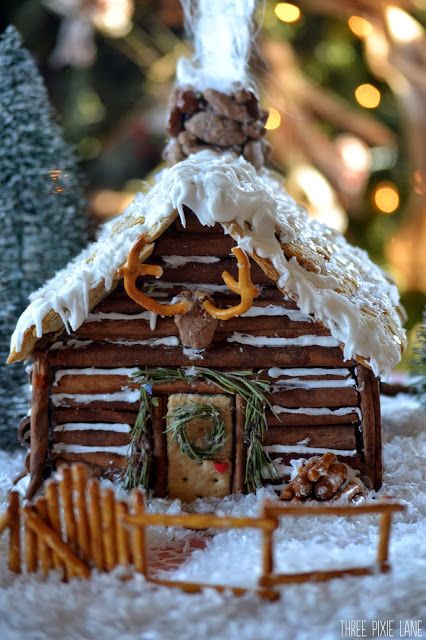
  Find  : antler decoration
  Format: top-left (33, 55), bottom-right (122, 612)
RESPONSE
top-left (202, 247), bottom-right (260, 320)
top-left (117, 235), bottom-right (191, 316)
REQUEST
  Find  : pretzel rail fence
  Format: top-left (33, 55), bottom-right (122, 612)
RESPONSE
top-left (0, 464), bottom-right (404, 600)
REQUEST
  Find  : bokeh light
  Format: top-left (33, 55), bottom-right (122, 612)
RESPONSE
top-left (373, 182), bottom-right (400, 214)
top-left (348, 16), bottom-right (372, 38)
top-left (274, 3), bottom-right (301, 24)
top-left (355, 84), bottom-right (381, 109)
top-left (265, 107), bottom-right (282, 130)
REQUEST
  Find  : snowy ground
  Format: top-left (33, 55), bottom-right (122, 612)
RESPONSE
top-left (0, 394), bottom-right (425, 640)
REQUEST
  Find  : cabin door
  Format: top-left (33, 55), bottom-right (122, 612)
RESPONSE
top-left (166, 393), bottom-right (234, 501)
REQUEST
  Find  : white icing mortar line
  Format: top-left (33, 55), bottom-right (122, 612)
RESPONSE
top-left (241, 305), bottom-right (312, 321)
top-left (264, 445), bottom-right (357, 457)
top-left (227, 333), bottom-right (340, 347)
top-left (272, 406), bottom-right (362, 418)
top-left (267, 367), bottom-right (350, 378)
top-left (51, 389), bottom-right (140, 406)
top-left (53, 368), bottom-right (140, 385)
top-left (52, 443), bottom-right (130, 456)
top-left (53, 423), bottom-right (131, 433)
top-left (162, 255), bottom-right (220, 267)
top-left (105, 337), bottom-right (180, 347)
top-left (86, 311), bottom-right (152, 322)
top-left (271, 378), bottom-right (356, 390)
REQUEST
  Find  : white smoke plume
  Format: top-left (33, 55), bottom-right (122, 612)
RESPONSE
top-left (176, 0), bottom-right (257, 92)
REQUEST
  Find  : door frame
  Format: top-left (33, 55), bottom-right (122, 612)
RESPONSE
top-left (149, 384), bottom-right (246, 497)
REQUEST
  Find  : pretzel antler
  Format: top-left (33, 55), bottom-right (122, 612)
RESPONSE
top-left (117, 235), bottom-right (191, 316)
top-left (202, 248), bottom-right (260, 320)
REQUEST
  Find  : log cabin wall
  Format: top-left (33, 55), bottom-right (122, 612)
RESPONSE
top-left (42, 217), bottom-right (380, 491)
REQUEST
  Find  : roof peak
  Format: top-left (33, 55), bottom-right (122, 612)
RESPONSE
top-left (9, 151), bottom-right (405, 375)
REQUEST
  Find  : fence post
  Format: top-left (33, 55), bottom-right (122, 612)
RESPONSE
top-left (131, 489), bottom-right (147, 576)
top-left (34, 496), bottom-right (53, 576)
top-left (23, 506), bottom-right (38, 573)
top-left (72, 464), bottom-right (91, 562)
top-left (8, 491), bottom-right (21, 573)
top-left (87, 478), bottom-right (105, 571)
top-left (116, 501), bottom-right (131, 566)
top-left (102, 488), bottom-right (117, 571)
top-left (45, 480), bottom-right (66, 576)
top-left (59, 466), bottom-right (77, 549)
top-left (377, 512), bottom-right (392, 571)
top-left (259, 506), bottom-right (277, 587)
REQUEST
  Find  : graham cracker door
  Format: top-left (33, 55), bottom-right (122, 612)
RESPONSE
top-left (166, 394), bottom-right (234, 501)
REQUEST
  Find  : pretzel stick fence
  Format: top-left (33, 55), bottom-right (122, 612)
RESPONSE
top-left (0, 463), bottom-right (405, 600)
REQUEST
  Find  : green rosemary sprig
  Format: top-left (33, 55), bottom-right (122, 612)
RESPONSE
top-left (123, 384), bottom-right (154, 490)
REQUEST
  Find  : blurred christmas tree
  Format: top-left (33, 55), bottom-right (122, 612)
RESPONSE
top-left (0, 25), bottom-right (90, 446)
top-left (0, 0), bottom-right (425, 360)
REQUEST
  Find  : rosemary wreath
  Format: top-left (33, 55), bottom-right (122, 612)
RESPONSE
top-left (166, 403), bottom-right (226, 462)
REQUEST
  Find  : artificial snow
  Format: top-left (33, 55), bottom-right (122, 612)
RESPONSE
top-left (0, 394), bottom-right (425, 640)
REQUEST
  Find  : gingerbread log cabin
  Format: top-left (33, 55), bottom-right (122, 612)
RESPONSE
top-left (8, 145), bottom-right (406, 502)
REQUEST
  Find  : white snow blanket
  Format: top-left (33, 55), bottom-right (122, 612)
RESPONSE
top-left (0, 394), bottom-right (425, 640)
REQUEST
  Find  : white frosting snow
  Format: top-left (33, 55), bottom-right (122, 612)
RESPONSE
top-left (10, 150), bottom-right (405, 376)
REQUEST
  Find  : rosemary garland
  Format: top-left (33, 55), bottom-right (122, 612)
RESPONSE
top-left (125, 367), bottom-right (277, 491)
top-left (123, 384), bottom-right (156, 490)
top-left (166, 403), bottom-right (226, 461)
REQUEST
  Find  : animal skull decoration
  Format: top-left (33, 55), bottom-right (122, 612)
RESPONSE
top-left (118, 234), bottom-right (260, 321)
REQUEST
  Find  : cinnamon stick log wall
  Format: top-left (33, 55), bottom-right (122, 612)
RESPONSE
top-left (39, 218), bottom-right (378, 491)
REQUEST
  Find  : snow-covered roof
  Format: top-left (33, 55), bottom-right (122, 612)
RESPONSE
top-left (8, 150), bottom-right (406, 376)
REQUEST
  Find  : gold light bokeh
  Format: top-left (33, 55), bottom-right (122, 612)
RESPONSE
top-left (373, 183), bottom-right (400, 214)
top-left (355, 83), bottom-right (381, 109)
top-left (274, 3), bottom-right (301, 24)
top-left (265, 107), bottom-right (282, 130)
top-left (348, 16), bottom-right (373, 38)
